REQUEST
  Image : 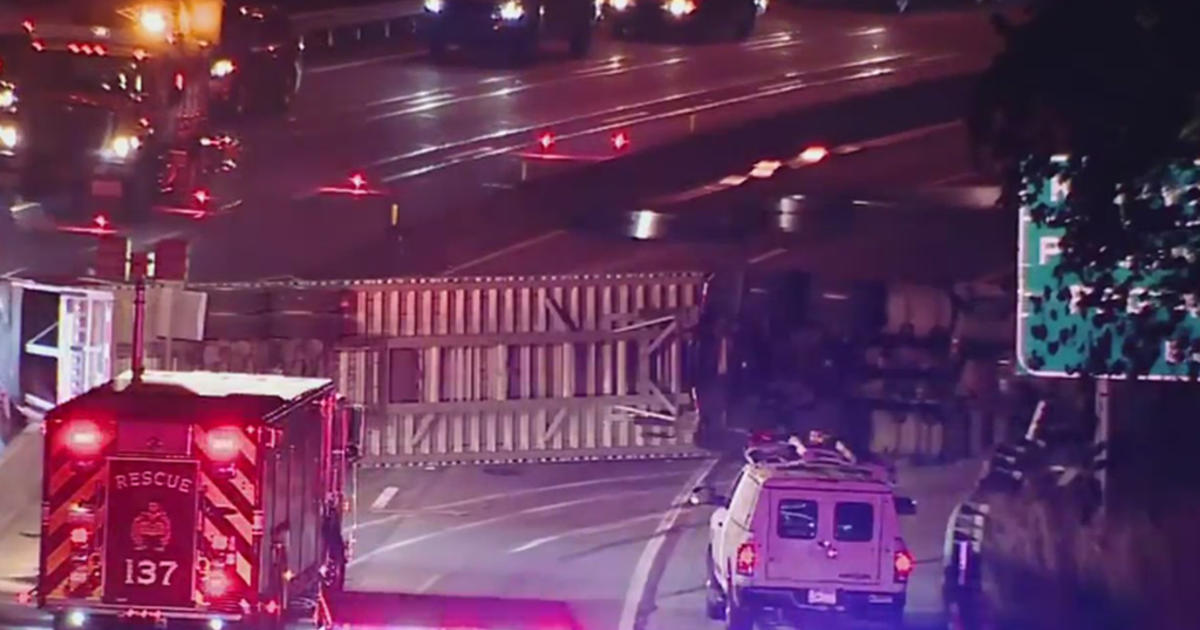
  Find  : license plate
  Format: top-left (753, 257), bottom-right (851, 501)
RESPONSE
top-left (807, 589), bottom-right (837, 605)
top-left (91, 179), bottom-right (123, 197)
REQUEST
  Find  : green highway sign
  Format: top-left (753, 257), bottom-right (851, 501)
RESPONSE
top-left (1017, 158), bottom-right (1200, 379)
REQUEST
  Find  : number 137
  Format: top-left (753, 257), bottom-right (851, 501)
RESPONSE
top-left (124, 559), bottom-right (179, 586)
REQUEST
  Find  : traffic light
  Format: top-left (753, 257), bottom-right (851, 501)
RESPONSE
top-left (94, 236), bottom-right (130, 281)
top-left (154, 238), bottom-right (189, 281)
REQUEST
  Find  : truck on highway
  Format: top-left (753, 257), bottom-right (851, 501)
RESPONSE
top-left (423, 0), bottom-right (598, 63)
top-left (0, 1), bottom-right (296, 222)
top-left (33, 363), bottom-right (589, 630)
top-left (35, 369), bottom-right (352, 629)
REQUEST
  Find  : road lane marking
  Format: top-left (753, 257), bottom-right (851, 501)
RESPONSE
top-left (348, 487), bottom-right (664, 567)
top-left (928, 170), bottom-right (978, 186)
top-left (366, 53), bottom-right (916, 172)
top-left (648, 119), bottom-right (967, 207)
top-left (618, 458), bottom-right (719, 630)
top-left (416, 573), bottom-right (444, 593)
top-left (440, 230), bottom-right (566, 276)
top-left (370, 486), bottom-right (400, 511)
top-left (602, 111), bottom-right (651, 125)
top-left (833, 119), bottom-right (963, 153)
top-left (351, 469), bottom-right (694, 532)
top-left (307, 50), bottom-right (426, 75)
top-left (748, 247), bottom-right (787, 265)
top-left (508, 512), bottom-right (662, 554)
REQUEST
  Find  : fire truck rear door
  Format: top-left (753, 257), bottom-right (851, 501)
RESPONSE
top-left (102, 457), bottom-right (200, 609)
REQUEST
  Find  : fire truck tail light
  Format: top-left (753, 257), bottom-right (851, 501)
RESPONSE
top-left (204, 570), bottom-right (230, 597)
top-left (64, 420), bottom-right (104, 456)
top-left (206, 428), bottom-right (240, 461)
top-left (69, 527), bottom-right (89, 546)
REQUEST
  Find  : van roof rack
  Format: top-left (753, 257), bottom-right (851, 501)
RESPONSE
top-left (745, 435), bottom-right (891, 483)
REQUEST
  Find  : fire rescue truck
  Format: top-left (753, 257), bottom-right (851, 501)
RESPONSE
top-left (37, 369), bottom-right (353, 629)
top-left (0, 0), bottom-right (258, 221)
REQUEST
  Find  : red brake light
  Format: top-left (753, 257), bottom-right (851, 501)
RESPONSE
top-left (349, 173), bottom-right (366, 189)
top-left (537, 131), bottom-right (555, 151)
top-left (193, 189), bottom-right (210, 205)
top-left (31, 39), bottom-right (44, 51)
top-left (264, 600), bottom-right (279, 614)
top-left (612, 130), bottom-right (630, 151)
top-left (21, 20), bottom-right (34, 33)
top-left (70, 527), bottom-right (90, 545)
top-left (204, 570), bottom-right (230, 597)
top-left (174, 71), bottom-right (185, 91)
top-left (893, 543), bottom-right (914, 582)
top-left (206, 427), bottom-right (240, 461)
top-left (64, 420), bottom-right (104, 457)
top-left (735, 542), bottom-right (757, 576)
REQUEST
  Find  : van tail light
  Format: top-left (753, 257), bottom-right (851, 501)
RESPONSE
top-left (735, 542), bottom-right (757, 576)
top-left (893, 539), bottom-right (914, 583)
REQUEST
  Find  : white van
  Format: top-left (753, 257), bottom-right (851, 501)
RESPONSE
top-left (696, 440), bottom-right (917, 628)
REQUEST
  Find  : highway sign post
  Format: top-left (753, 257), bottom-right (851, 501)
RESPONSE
top-left (1017, 157), bottom-right (1200, 380)
top-left (1017, 157), bottom-right (1200, 509)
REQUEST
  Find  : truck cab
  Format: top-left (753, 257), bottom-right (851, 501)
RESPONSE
top-left (0, 2), bottom-right (239, 221)
top-left (209, 3), bottom-right (302, 117)
top-left (423, 0), bottom-right (598, 64)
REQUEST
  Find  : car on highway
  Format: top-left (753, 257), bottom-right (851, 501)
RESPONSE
top-left (604, 0), bottom-right (766, 41)
top-left (423, 0), bottom-right (598, 63)
top-left (694, 437), bottom-right (917, 628)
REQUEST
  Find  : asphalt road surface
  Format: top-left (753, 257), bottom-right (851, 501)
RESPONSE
top-left (0, 423), bottom-right (983, 630)
top-left (0, 4), bottom-right (1003, 282)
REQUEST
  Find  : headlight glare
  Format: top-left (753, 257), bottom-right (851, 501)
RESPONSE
top-left (210, 59), bottom-right (235, 78)
top-left (0, 89), bottom-right (15, 109)
top-left (610, 0), bottom-right (634, 10)
top-left (0, 125), bottom-right (18, 149)
top-left (664, 0), bottom-right (696, 16)
top-left (108, 135), bottom-right (140, 160)
top-left (497, 0), bottom-right (525, 20)
top-left (424, 0), bottom-right (444, 12)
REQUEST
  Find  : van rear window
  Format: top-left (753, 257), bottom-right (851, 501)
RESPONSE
top-left (834, 502), bottom-right (874, 542)
top-left (777, 499), bottom-right (818, 539)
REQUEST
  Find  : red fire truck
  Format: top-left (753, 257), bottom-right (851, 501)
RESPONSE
top-left (36, 369), bottom-right (352, 629)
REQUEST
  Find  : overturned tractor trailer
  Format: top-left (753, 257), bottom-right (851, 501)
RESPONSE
top-left (4, 271), bottom-right (709, 465)
top-left (0, 277), bottom-right (208, 417)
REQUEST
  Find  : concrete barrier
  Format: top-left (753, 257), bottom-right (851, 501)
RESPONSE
top-left (292, 0), bottom-right (427, 60)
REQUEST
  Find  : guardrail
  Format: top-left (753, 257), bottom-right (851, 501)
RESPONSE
top-left (293, 0), bottom-right (427, 59)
